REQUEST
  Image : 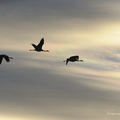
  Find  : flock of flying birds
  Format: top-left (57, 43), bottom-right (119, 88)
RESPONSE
top-left (0, 38), bottom-right (84, 65)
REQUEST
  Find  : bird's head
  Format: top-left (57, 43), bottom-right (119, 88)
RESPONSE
top-left (79, 60), bottom-right (84, 62)
top-left (9, 57), bottom-right (13, 59)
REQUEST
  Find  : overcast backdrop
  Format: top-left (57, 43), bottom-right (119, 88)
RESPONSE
top-left (1, 0), bottom-right (120, 120)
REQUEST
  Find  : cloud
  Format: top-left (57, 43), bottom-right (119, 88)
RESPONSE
top-left (0, 49), bottom-right (120, 120)
top-left (1, 1), bottom-right (120, 120)
top-left (0, 0), bottom-right (18, 4)
top-left (0, 63), bottom-right (120, 120)
top-left (79, 45), bottom-right (120, 72)
top-left (1, 0), bottom-right (120, 22)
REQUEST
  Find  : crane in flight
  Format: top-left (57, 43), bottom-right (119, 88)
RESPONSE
top-left (63, 55), bottom-right (83, 65)
top-left (30, 38), bottom-right (49, 52)
top-left (0, 54), bottom-right (13, 64)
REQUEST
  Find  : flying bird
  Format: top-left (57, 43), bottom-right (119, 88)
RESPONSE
top-left (0, 54), bottom-right (13, 64)
top-left (30, 38), bottom-right (49, 52)
top-left (63, 55), bottom-right (83, 65)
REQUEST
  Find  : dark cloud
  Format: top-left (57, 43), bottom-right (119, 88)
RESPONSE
top-left (96, 48), bottom-right (120, 63)
top-left (0, 0), bottom-right (16, 4)
top-left (0, 50), bottom-right (120, 119)
top-left (1, 0), bottom-right (120, 38)
top-left (76, 46), bottom-right (120, 72)
top-left (0, 63), bottom-right (120, 119)
top-left (103, 55), bottom-right (120, 63)
top-left (1, 0), bottom-right (120, 22)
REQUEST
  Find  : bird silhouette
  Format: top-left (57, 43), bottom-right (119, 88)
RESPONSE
top-left (63, 55), bottom-right (83, 65)
top-left (0, 54), bottom-right (13, 64)
top-left (30, 38), bottom-right (49, 52)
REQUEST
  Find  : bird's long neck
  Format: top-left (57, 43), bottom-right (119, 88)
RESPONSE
top-left (78, 60), bottom-right (83, 62)
top-left (29, 49), bottom-right (35, 51)
top-left (9, 57), bottom-right (13, 59)
top-left (42, 50), bottom-right (49, 52)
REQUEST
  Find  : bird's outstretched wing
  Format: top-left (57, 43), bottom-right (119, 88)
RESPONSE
top-left (0, 56), bottom-right (3, 64)
top-left (75, 56), bottom-right (79, 60)
top-left (66, 59), bottom-right (69, 65)
top-left (37, 38), bottom-right (44, 49)
top-left (3, 55), bottom-right (10, 62)
top-left (70, 55), bottom-right (79, 60)
top-left (31, 43), bottom-right (37, 49)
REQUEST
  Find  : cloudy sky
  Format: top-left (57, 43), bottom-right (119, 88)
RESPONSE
top-left (1, 0), bottom-right (120, 120)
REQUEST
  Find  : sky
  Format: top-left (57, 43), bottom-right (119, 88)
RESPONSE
top-left (1, 0), bottom-right (120, 120)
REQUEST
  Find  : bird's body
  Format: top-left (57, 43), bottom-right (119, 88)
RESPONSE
top-left (30, 38), bottom-right (49, 52)
top-left (0, 54), bottom-right (13, 64)
top-left (63, 55), bottom-right (83, 65)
